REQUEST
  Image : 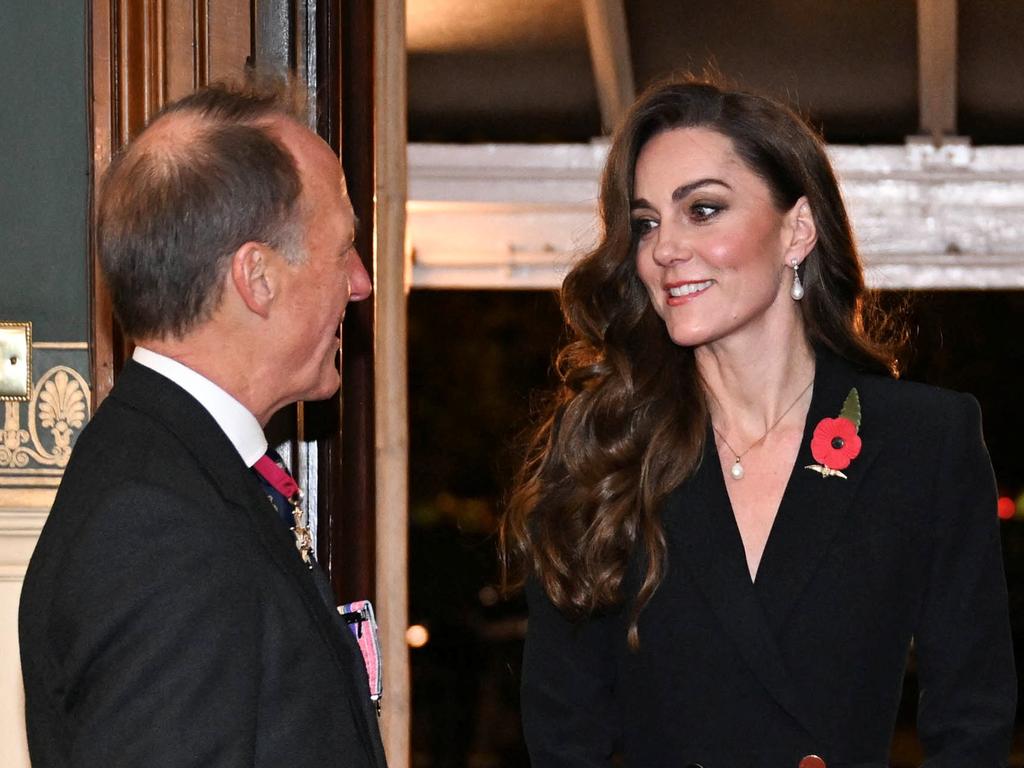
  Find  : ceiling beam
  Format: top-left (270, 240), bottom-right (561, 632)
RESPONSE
top-left (581, 0), bottom-right (635, 134)
top-left (916, 0), bottom-right (958, 143)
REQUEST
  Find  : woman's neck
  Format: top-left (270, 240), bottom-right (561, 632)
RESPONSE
top-left (697, 328), bottom-right (816, 441)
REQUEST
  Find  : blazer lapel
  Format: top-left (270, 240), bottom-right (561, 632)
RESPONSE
top-left (666, 350), bottom-right (887, 741)
top-left (309, 566), bottom-right (388, 768)
top-left (112, 362), bottom-right (382, 764)
top-left (754, 350), bottom-right (883, 634)
top-left (666, 434), bottom-right (823, 740)
top-left (236, 477), bottom-right (384, 765)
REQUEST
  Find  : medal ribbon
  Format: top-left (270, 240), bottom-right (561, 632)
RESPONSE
top-left (252, 453), bottom-right (313, 566)
top-left (340, 600), bottom-right (383, 706)
top-left (253, 454), bottom-right (302, 503)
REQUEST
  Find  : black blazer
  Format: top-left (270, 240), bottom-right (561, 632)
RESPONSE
top-left (522, 351), bottom-right (1015, 768)
top-left (19, 361), bottom-right (387, 768)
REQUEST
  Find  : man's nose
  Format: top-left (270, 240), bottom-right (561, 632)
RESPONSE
top-left (347, 250), bottom-right (373, 302)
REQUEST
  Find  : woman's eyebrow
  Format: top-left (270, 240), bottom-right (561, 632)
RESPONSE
top-left (631, 178), bottom-right (732, 210)
top-left (671, 177), bottom-right (731, 201)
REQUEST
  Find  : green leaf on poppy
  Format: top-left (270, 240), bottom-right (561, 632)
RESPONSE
top-left (840, 387), bottom-right (861, 431)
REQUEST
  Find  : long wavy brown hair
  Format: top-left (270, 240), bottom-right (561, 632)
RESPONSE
top-left (499, 77), bottom-right (896, 647)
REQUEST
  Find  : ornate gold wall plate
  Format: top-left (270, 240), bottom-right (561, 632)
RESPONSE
top-left (0, 322), bottom-right (31, 401)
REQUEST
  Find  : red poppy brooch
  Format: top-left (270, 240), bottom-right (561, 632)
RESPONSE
top-left (806, 388), bottom-right (862, 479)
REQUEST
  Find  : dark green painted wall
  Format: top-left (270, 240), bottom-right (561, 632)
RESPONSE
top-left (0, 0), bottom-right (90, 342)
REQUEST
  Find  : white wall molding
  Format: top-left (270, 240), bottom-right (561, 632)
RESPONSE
top-left (408, 142), bottom-right (1024, 290)
top-left (0, 506), bottom-right (42, 768)
top-left (0, 508), bottom-right (47, 581)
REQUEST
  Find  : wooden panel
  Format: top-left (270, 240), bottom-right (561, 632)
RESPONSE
top-left (917, 0), bottom-right (958, 141)
top-left (581, 0), bottom-right (634, 134)
top-left (116, 0), bottom-right (162, 139)
top-left (312, 0), bottom-right (378, 608)
top-left (164, 0), bottom-right (198, 99)
top-left (338, 0), bottom-right (377, 603)
top-left (252, 0), bottom-right (292, 72)
top-left (374, 2), bottom-right (410, 762)
top-left (312, 0), bottom-right (343, 588)
top-left (91, 0), bottom-right (168, 406)
top-left (207, 0), bottom-right (251, 84)
top-left (89, 0), bottom-right (252, 407)
top-left (92, 0), bottom-right (164, 403)
top-left (89, 0), bottom-right (116, 407)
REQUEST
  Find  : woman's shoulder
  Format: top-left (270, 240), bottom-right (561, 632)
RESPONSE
top-left (853, 370), bottom-right (982, 440)
top-left (857, 370), bottom-right (976, 409)
top-left (848, 372), bottom-right (993, 521)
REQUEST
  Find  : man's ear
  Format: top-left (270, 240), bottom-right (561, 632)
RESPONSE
top-left (785, 196), bottom-right (818, 264)
top-left (229, 242), bottom-right (276, 318)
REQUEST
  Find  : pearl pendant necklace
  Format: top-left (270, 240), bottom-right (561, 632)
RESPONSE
top-left (730, 458), bottom-right (745, 480)
top-left (712, 378), bottom-right (814, 481)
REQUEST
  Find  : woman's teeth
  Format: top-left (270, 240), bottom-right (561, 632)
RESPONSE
top-left (668, 280), bottom-right (714, 297)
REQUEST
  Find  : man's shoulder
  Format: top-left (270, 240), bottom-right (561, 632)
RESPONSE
top-left (62, 383), bottom-right (204, 492)
top-left (47, 368), bottom-right (251, 552)
top-left (71, 362), bottom-right (244, 486)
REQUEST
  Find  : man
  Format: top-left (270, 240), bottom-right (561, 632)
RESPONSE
top-left (19, 80), bottom-right (386, 767)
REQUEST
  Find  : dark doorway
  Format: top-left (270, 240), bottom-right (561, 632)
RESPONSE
top-left (408, 288), bottom-right (1024, 767)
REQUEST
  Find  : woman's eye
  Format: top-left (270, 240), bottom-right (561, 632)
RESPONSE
top-left (631, 217), bottom-right (657, 237)
top-left (690, 203), bottom-right (722, 222)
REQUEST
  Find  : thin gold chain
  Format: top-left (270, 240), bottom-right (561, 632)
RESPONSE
top-left (711, 378), bottom-right (814, 463)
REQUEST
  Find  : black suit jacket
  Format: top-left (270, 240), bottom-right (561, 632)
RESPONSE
top-left (522, 351), bottom-right (1016, 768)
top-left (19, 361), bottom-right (387, 768)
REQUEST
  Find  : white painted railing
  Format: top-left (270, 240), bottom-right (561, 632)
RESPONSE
top-left (408, 141), bottom-right (1024, 290)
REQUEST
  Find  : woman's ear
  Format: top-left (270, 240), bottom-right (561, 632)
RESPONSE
top-left (785, 196), bottom-right (818, 264)
top-left (229, 242), bottom-right (276, 318)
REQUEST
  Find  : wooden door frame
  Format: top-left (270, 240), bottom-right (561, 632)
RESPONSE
top-left (312, 0), bottom-right (378, 607)
top-left (88, 0), bottom-right (254, 403)
top-left (87, 1), bottom-right (379, 598)
top-left (87, 2), bottom-right (408, 763)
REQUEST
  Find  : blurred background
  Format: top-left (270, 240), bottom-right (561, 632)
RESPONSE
top-left (1, 1), bottom-right (1021, 766)
top-left (402, 2), bottom-right (1024, 766)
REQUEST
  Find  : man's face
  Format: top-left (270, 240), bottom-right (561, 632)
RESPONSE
top-left (272, 121), bottom-right (372, 405)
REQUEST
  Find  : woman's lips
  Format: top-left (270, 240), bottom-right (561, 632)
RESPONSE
top-left (665, 279), bottom-right (714, 304)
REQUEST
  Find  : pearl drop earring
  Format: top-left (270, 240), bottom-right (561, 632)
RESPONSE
top-left (790, 259), bottom-right (804, 301)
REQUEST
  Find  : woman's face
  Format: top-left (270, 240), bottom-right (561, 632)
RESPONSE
top-left (631, 127), bottom-right (813, 350)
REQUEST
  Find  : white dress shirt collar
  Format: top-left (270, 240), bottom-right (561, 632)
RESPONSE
top-left (132, 346), bottom-right (268, 467)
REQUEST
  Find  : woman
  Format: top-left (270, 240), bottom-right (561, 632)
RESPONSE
top-left (500, 78), bottom-right (1015, 767)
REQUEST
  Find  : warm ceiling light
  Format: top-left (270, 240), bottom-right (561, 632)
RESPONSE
top-left (407, 0), bottom-right (582, 53)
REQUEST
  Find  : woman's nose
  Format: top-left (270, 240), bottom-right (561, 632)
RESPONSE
top-left (651, 222), bottom-right (693, 266)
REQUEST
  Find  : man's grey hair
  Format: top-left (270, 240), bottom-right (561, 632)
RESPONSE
top-left (98, 74), bottom-right (316, 341)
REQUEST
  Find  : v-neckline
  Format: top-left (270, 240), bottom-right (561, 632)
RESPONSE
top-left (694, 349), bottom-right (885, 631)
top-left (659, 349), bottom-right (883, 740)
top-left (709, 377), bottom-right (820, 585)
